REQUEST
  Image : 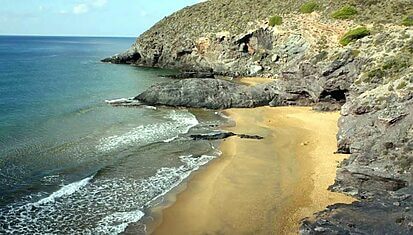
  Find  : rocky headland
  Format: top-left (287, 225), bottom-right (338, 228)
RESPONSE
top-left (104, 0), bottom-right (413, 233)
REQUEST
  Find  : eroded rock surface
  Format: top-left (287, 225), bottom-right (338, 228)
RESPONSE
top-left (136, 78), bottom-right (277, 109)
top-left (300, 187), bottom-right (413, 234)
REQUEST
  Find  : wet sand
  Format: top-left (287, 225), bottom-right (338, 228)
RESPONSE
top-left (150, 107), bottom-right (355, 235)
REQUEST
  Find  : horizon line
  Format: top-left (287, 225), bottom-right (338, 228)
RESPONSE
top-left (0, 33), bottom-right (138, 38)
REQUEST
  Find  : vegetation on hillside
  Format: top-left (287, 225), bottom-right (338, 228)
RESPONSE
top-left (141, 0), bottom-right (412, 37)
top-left (402, 16), bottom-right (413, 26)
top-left (269, 15), bottom-right (283, 26)
top-left (300, 1), bottom-right (320, 14)
top-left (332, 6), bottom-right (358, 19)
top-left (339, 27), bottom-right (370, 46)
top-left (134, 0), bottom-right (413, 60)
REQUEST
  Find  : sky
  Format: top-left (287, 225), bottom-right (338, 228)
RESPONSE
top-left (0, 0), bottom-right (202, 37)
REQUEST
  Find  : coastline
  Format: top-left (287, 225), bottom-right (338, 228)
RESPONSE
top-left (148, 106), bottom-right (355, 234)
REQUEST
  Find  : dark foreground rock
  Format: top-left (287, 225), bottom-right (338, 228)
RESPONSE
top-left (300, 187), bottom-right (413, 234)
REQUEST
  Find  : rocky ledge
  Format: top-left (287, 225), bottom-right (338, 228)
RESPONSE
top-left (105, 0), bottom-right (413, 233)
top-left (300, 187), bottom-right (413, 234)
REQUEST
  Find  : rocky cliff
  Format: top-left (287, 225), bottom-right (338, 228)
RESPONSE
top-left (105, 0), bottom-right (413, 233)
top-left (103, 0), bottom-right (412, 75)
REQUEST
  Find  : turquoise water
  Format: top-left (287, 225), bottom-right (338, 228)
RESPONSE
top-left (0, 36), bottom-right (224, 234)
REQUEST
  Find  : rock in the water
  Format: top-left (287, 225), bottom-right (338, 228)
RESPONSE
top-left (190, 132), bottom-right (264, 140)
top-left (190, 132), bottom-right (236, 140)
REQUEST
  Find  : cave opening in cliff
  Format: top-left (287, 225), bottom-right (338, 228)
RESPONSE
top-left (320, 89), bottom-right (348, 102)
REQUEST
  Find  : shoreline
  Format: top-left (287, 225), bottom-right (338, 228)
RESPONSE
top-left (147, 106), bottom-right (355, 234)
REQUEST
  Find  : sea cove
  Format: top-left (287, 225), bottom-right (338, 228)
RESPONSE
top-left (1, 0), bottom-right (413, 234)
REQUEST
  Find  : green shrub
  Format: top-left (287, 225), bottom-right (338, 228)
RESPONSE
top-left (396, 81), bottom-right (408, 89)
top-left (351, 49), bottom-right (360, 57)
top-left (339, 27), bottom-right (370, 46)
top-left (382, 57), bottom-right (409, 71)
top-left (300, 1), bottom-right (319, 14)
top-left (367, 68), bottom-right (384, 79)
top-left (382, 58), bottom-right (398, 70)
top-left (269, 15), bottom-right (283, 26)
top-left (332, 6), bottom-right (358, 19)
top-left (402, 16), bottom-right (413, 26)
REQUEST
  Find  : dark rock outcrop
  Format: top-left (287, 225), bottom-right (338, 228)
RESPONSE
top-left (333, 102), bottom-right (413, 195)
top-left (190, 132), bottom-right (264, 140)
top-left (300, 187), bottom-right (413, 234)
top-left (135, 48), bottom-right (364, 110)
top-left (300, 31), bottom-right (413, 233)
top-left (136, 78), bottom-right (278, 109)
top-left (163, 70), bottom-right (215, 79)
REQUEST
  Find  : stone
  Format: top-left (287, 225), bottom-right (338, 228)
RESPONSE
top-left (136, 78), bottom-right (277, 109)
top-left (249, 65), bottom-right (263, 75)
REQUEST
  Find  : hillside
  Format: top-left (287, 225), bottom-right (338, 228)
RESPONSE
top-left (104, 0), bottom-right (412, 71)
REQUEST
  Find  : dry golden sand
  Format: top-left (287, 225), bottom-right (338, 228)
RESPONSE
top-left (150, 107), bottom-right (355, 235)
top-left (238, 77), bottom-right (274, 86)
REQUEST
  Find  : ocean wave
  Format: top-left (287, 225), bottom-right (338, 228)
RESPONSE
top-left (105, 97), bottom-right (141, 106)
top-left (104, 98), bottom-right (158, 109)
top-left (163, 136), bottom-right (178, 143)
top-left (143, 154), bottom-right (217, 206)
top-left (97, 110), bottom-right (199, 152)
top-left (0, 153), bottom-right (219, 234)
top-left (143, 105), bottom-right (157, 110)
top-left (93, 210), bottom-right (145, 235)
top-left (31, 175), bottom-right (94, 206)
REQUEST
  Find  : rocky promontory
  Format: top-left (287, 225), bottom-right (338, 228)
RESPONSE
top-left (105, 0), bottom-right (413, 233)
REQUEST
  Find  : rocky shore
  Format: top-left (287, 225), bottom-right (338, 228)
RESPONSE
top-left (104, 0), bottom-right (413, 233)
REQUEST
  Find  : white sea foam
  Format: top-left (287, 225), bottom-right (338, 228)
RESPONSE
top-left (91, 154), bottom-right (216, 234)
top-left (32, 175), bottom-right (94, 206)
top-left (104, 97), bottom-right (141, 106)
top-left (163, 136), bottom-right (178, 143)
top-left (0, 153), bottom-right (219, 234)
top-left (146, 154), bottom-right (217, 206)
top-left (143, 105), bottom-right (157, 110)
top-left (93, 210), bottom-right (145, 235)
top-left (105, 98), bottom-right (132, 104)
top-left (97, 110), bottom-right (199, 152)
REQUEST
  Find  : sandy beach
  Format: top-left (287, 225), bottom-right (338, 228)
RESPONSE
top-left (149, 107), bottom-right (355, 234)
top-left (238, 77), bottom-right (274, 86)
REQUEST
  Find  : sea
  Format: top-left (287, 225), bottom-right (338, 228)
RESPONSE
top-left (0, 36), bottom-right (226, 234)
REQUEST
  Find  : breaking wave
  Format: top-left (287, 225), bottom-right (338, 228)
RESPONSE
top-left (0, 154), bottom-right (218, 234)
top-left (97, 110), bottom-right (199, 152)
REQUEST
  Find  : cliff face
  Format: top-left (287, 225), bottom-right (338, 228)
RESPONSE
top-left (106, 0), bottom-right (413, 233)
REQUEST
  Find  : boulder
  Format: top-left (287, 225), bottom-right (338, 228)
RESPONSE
top-left (136, 78), bottom-right (277, 109)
